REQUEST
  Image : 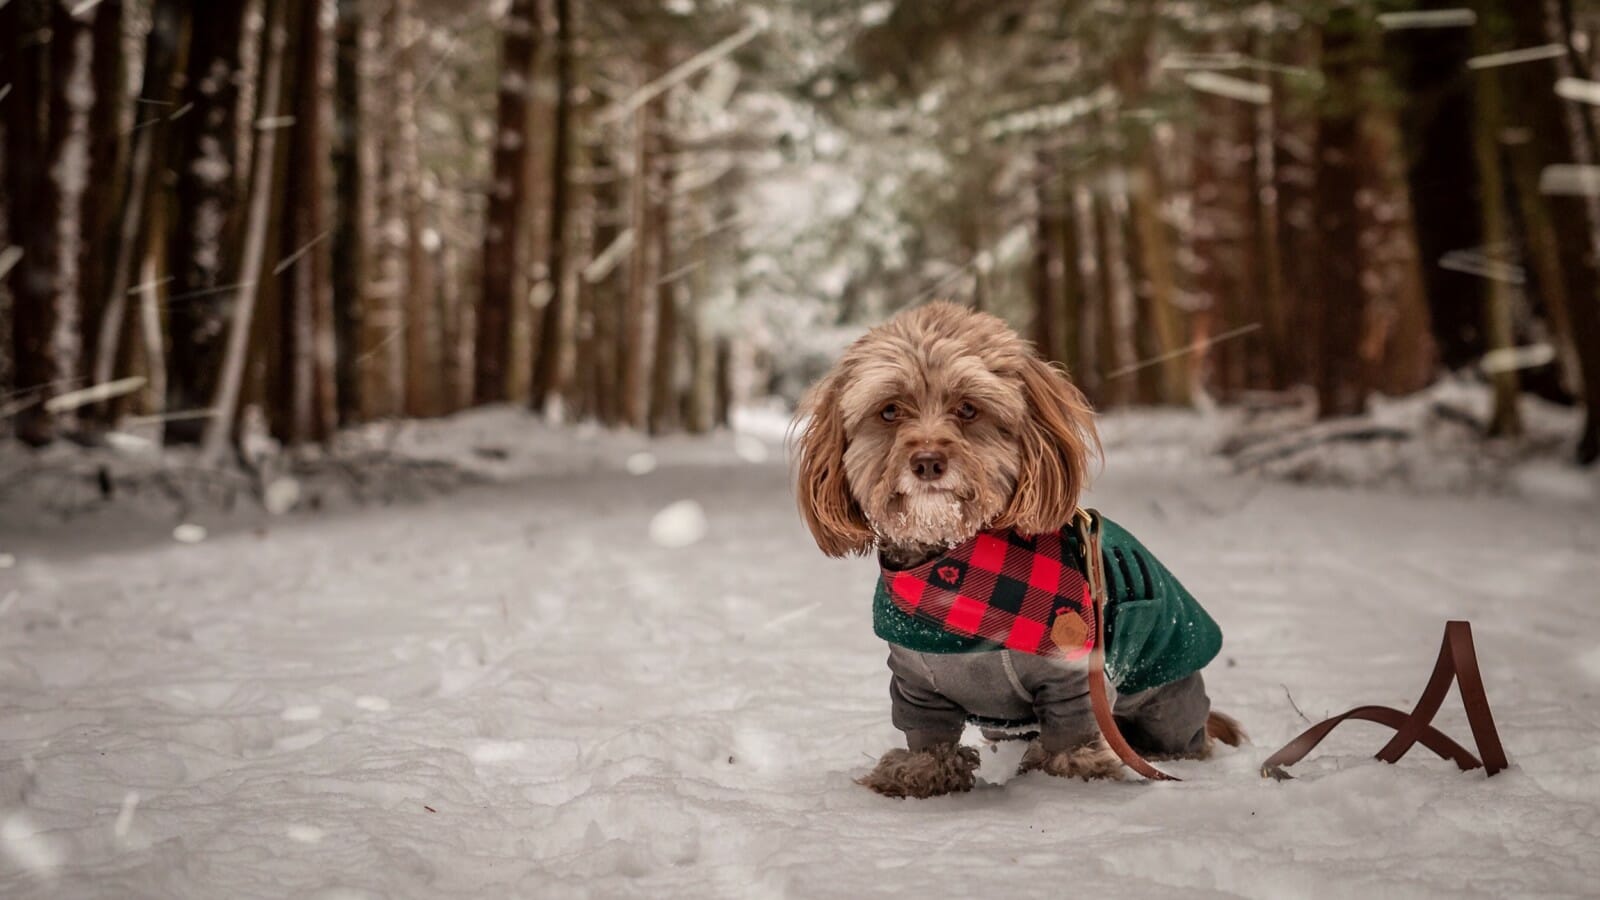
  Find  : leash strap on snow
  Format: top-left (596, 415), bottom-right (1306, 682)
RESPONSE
top-left (1079, 510), bottom-right (1179, 782)
top-left (1260, 620), bottom-right (1509, 780)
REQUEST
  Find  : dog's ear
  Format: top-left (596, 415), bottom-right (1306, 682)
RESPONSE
top-left (793, 374), bottom-right (875, 557)
top-left (996, 356), bottom-right (1100, 536)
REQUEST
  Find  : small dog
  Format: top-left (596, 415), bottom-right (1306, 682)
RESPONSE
top-left (794, 302), bottom-right (1241, 798)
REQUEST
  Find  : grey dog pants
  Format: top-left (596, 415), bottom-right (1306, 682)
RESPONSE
top-left (887, 644), bottom-right (1212, 755)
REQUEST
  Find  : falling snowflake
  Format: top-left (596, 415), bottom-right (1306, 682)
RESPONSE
top-left (649, 500), bottom-right (708, 549)
top-left (625, 452), bottom-right (658, 475)
top-left (264, 477), bottom-right (301, 515)
top-left (172, 524), bottom-right (208, 544)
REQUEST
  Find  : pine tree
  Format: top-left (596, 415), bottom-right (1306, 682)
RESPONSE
top-left (476, 0), bottom-right (541, 406)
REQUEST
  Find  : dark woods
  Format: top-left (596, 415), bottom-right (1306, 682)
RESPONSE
top-left (2, 1), bottom-right (1599, 464)
top-left (840, 0), bottom-right (1600, 462)
top-left (0, 0), bottom-right (738, 457)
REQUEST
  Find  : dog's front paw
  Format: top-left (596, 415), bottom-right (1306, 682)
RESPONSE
top-left (856, 744), bottom-right (980, 798)
top-left (1019, 739), bottom-right (1126, 781)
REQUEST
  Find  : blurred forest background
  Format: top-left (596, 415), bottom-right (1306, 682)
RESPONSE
top-left (3, 0), bottom-right (1600, 466)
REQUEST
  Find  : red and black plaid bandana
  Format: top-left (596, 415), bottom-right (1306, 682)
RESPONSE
top-left (879, 529), bottom-right (1096, 661)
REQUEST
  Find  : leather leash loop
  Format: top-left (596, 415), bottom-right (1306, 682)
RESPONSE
top-left (1260, 621), bottom-right (1508, 780)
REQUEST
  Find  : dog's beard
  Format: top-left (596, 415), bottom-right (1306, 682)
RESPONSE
top-left (844, 428), bottom-right (1021, 560)
top-left (870, 471), bottom-right (986, 553)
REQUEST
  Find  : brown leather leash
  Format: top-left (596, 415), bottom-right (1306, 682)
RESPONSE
top-left (1077, 511), bottom-right (1508, 782)
top-left (1260, 620), bottom-right (1509, 779)
top-left (1078, 510), bottom-right (1180, 781)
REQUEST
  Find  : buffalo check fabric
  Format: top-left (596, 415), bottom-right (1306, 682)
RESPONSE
top-left (879, 528), bottom-right (1096, 661)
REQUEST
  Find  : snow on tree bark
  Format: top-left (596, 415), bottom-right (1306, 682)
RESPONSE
top-left (201, 0), bottom-right (290, 463)
top-left (398, 1), bottom-right (439, 420)
top-left (45, 5), bottom-right (96, 428)
top-left (531, 0), bottom-right (575, 416)
top-left (1467, 0), bottom-right (1523, 437)
top-left (93, 0), bottom-right (187, 428)
top-left (78, 0), bottom-right (126, 401)
top-left (1532, 0), bottom-right (1600, 463)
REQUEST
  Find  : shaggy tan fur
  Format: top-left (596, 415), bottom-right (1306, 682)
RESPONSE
top-left (795, 302), bottom-right (1099, 556)
top-left (1018, 739), bottom-right (1127, 781)
top-left (857, 744), bottom-right (981, 799)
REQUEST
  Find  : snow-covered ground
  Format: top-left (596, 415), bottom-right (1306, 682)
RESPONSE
top-left (2, 408), bottom-right (1598, 898)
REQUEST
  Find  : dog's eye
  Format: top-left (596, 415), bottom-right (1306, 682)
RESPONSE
top-left (955, 401), bottom-right (978, 421)
top-left (880, 403), bottom-right (900, 423)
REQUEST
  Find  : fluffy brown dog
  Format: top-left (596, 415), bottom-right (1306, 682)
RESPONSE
top-left (795, 302), bottom-right (1239, 797)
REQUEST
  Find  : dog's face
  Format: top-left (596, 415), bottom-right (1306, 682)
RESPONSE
top-left (795, 302), bottom-right (1099, 556)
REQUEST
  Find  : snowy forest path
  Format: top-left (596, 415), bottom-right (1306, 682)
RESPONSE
top-left (1, 437), bottom-right (1599, 897)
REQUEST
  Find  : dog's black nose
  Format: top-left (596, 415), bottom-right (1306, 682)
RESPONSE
top-left (910, 450), bottom-right (947, 482)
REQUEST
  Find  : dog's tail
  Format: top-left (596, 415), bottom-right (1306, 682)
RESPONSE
top-left (1206, 710), bottom-right (1247, 748)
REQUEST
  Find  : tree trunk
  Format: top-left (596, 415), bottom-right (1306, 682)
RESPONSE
top-left (1111, 10), bottom-right (1188, 404)
top-left (1273, 29), bottom-right (1321, 392)
top-left (2, 0), bottom-right (61, 444)
top-left (42, 4), bottom-right (96, 429)
top-left (589, 139), bottom-right (624, 426)
top-left (1384, 5), bottom-right (1488, 369)
top-left (1190, 41), bottom-right (1257, 402)
top-left (1031, 161), bottom-right (1067, 366)
top-left (165, 1), bottom-right (246, 437)
top-left (1253, 26), bottom-right (1289, 392)
top-left (1312, 9), bottom-right (1373, 420)
top-left (683, 185), bottom-right (725, 435)
top-left (1128, 150), bottom-right (1189, 405)
top-left (475, 0), bottom-right (540, 405)
top-left (567, 137), bottom-right (599, 421)
top-left (1358, 106), bottom-right (1436, 397)
top-left (1467, 1), bottom-right (1522, 437)
top-left (201, 0), bottom-right (289, 463)
top-left (647, 124), bottom-right (678, 436)
top-left (1070, 183), bottom-right (1105, 402)
top-left (439, 238), bottom-right (472, 413)
top-left (360, 0), bottom-right (406, 420)
top-left (272, 0), bottom-right (337, 445)
top-left (1518, 0), bottom-right (1600, 462)
top-left (1101, 170), bottom-right (1139, 408)
top-left (532, 0), bottom-right (575, 415)
top-left (713, 335), bottom-right (734, 428)
top-left (621, 49), bottom-right (667, 430)
top-left (79, 0), bottom-right (126, 405)
top-left (332, 0), bottom-right (365, 425)
top-left (397, 2), bottom-right (436, 420)
top-left (134, 194), bottom-right (167, 422)
top-left (93, 0), bottom-right (189, 426)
